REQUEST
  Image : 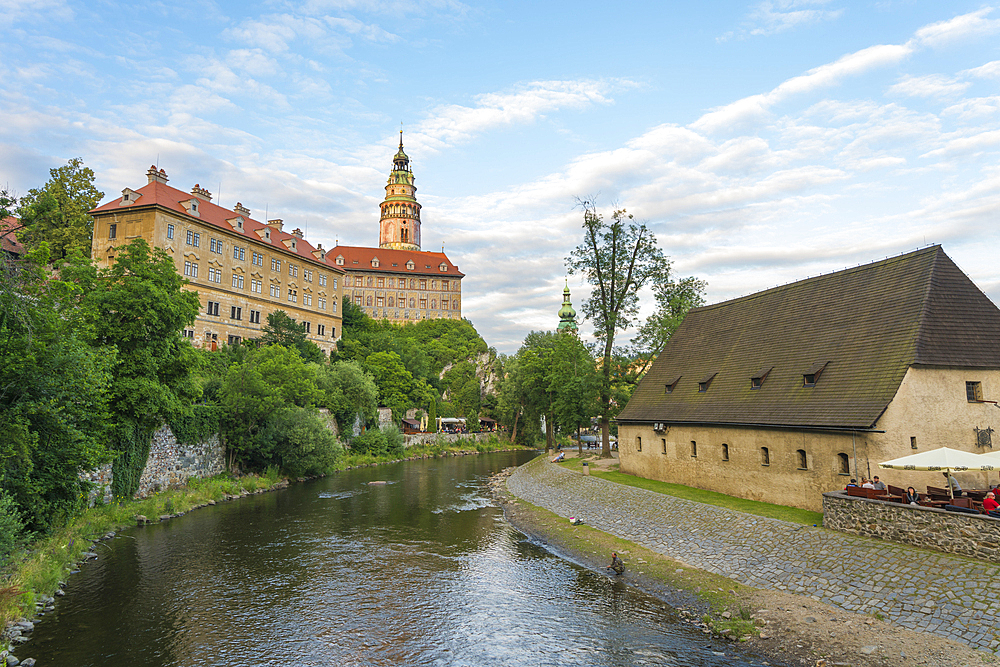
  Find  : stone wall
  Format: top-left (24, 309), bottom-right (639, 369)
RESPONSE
top-left (83, 423), bottom-right (225, 503)
top-left (823, 491), bottom-right (1000, 562)
top-left (403, 431), bottom-right (496, 447)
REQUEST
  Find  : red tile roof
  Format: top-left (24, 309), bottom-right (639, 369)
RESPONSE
top-left (1, 216), bottom-right (24, 256)
top-left (90, 177), bottom-right (345, 273)
top-left (329, 244), bottom-right (464, 278)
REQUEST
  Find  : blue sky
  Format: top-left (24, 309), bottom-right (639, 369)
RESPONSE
top-left (2, 1), bottom-right (1000, 353)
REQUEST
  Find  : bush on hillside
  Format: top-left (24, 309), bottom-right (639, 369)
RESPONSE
top-left (255, 407), bottom-right (342, 477)
top-left (0, 489), bottom-right (25, 565)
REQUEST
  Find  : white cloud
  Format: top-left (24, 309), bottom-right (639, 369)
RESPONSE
top-left (963, 60), bottom-right (1000, 80)
top-left (719, 0), bottom-right (844, 41)
top-left (912, 7), bottom-right (1000, 48)
top-left (887, 74), bottom-right (970, 99)
top-left (0, 0), bottom-right (71, 27)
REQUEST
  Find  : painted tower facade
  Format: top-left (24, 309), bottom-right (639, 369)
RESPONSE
top-left (379, 132), bottom-right (421, 251)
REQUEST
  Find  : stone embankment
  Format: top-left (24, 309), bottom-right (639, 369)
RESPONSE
top-left (506, 457), bottom-right (1000, 654)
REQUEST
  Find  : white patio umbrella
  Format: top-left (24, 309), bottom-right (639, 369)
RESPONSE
top-left (878, 447), bottom-right (997, 500)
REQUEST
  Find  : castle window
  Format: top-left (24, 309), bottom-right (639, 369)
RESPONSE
top-left (232, 273), bottom-right (244, 289)
top-left (967, 381), bottom-right (983, 402)
top-left (318, 324), bottom-right (325, 336)
top-left (271, 258), bottom-right (281, 271)
top-left (372, 258), bottom-right (379, 268)
top-left (760, 447), bottom-right (770, 466)
top-left (796, 449), bottom-right (807, 470)
top-left (406, 261), bottom-right (414, 270)
top-left (911, 436), bottom-right (917, 449)
top-left (207, 301), bottom-right (220, 316)
top-left (838, 453), bottom-right (850, 475)
top-left (662, 439), bottom-right (667, 454)
top-left (107, 222), bottom-right (117, 239)
top-left (336, 255), bottom-right (344, 266)
top-left (249, 310), bottom-right (261, 324)
top-left (319, 274), bottom-right (327, 286)
top-left (636, 436), bottom-right (641, 452)
top-left (270, 284), bottom-right (280, 298)
top-left (319, 297), bottom-right (326, 309)
top-left (230, 306), bottom-right (242, 320)
top-left (183, 261), bottom-right (198, 278)
top-left (167, 224), bottom-right (174, 239)
top-left (377, 277), bottom-right (384, 288)
top-left (690, 441), bottom-right (697, 458)
top-left (440, 263), bottom-right (447, 272)
top-left (722, 443), bottom-right (730, 461)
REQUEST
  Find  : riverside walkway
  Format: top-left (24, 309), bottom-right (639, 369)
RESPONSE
top-left (506, 458), bottom-right (1000, 652)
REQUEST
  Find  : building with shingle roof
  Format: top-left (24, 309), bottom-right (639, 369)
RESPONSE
top-left (617, 246), bottom-right (1000, 511)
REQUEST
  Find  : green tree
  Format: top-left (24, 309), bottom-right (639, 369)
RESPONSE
top-left (549, 333), bottom-right (600, 454)
top-left (261, 310), bottom-right (325, 363)
top-left (632, 275), bottom-right (707, 377)
top-left (254, 407), bottom-right (342, 476)
top-left (365, 350), bottom-right (427, 419)
top-left (17, 157), bottom-right (104, 260)
top-left (0, 244), bottom-right (114, 532)
top-left (567, 199), bottom-right (671, 457)
top-left (219, 345), bottom-right (322, 470)
top-left (316, 360), bottom-right (379, 437)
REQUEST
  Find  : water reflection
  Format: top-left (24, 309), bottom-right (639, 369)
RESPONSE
top-left (26, 452), bottom-right (770, 666)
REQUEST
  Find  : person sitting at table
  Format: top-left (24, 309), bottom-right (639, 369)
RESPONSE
top-left (862, 478), bottom-right (875, 489)
top-left (943, 472), bottom-right (964, 497)
top-left (844, 478), bottom-right (858, 490)
top-left (872, 476), bottom-right (886, 491)
top-left (984, 492), bottom-right (1000, 517)
top-left (904, 486), bottom-right (920, 505)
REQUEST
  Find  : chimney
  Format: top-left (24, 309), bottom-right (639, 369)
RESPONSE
top-left (267, 219), bottom-right (283, 231)
top-left (234, 202), bottom-right (250, 216)
top-left (191, 184), bottom-right (213, 202)
top-left (147, 165), bottom-right (168, 185)
top-left (292, 228), bottom-right (304, 239)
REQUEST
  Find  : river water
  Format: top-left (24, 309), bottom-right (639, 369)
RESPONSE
top-left (24, 451), bottom-right (768, 666)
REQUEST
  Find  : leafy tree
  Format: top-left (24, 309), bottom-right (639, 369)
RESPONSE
top-left (17, 157), bottom-right (104, 260)
top-left (365, 350), bottom-right (430, 419)
top-left (443, 361), bottom-right (481, 420)
top-left (218, 345), bottom-right (323, 470)
top-left (567, 199), bottom-right (670, 457)
top-left (632, 276), bottom-right (706, 377)
top-left (0, 244), bottom-right (113, 532)
top-left (496, 353), bottom-right (541, 447)
top-left (549, 333), bottom-right (600, 454)
top-left (0, 489), bottom-right (25, 564)
top-left (349, 425), bottom-right (404, 458)
top-left (261, 310), bottom-right (325, 363)
top-left (426, 396), bottom-right (437, 432)
top-left (316, 360), bottom-right (379, 437)
top-left (254, 407), bottom-right (342, 476)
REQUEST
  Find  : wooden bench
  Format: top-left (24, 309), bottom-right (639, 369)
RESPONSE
top-left (847, 486), bottom-right (888, 500)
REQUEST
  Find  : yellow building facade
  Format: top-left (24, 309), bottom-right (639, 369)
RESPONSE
top-left (91, 167), bottom-right (345, 355)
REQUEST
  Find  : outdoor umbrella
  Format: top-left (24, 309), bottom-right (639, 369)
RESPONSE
top-left (878, 447), bottom-right (996, 500)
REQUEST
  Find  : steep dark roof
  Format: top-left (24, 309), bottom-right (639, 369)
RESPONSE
top-left (619, 246), bottom-right (1000, 430)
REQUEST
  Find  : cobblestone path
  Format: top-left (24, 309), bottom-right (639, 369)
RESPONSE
top-left (507, 458), bottom-right (1000, 652)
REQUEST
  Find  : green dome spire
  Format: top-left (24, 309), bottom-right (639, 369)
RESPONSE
top-left (557, 279), bottom-right (578, 333)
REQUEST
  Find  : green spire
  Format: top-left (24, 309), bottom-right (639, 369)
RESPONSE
top-left (557, 279), bottom-right (578, 333)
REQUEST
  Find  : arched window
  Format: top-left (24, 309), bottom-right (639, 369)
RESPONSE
top-left (722, 443), bottom-right (730, 461)
top-left (797, 449), bottom-right (808, 470)
top-left (760, 447), bottom-right (770, 466)
top-left (838, 453), bottom-right (850, 475)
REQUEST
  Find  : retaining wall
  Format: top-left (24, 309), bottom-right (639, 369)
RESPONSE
top-left (403, 432), bottom-right (497, 447)
top-left (83, 423), bottom-right (225, 503)
top-left (823, 491), bottom-right (1000, 562)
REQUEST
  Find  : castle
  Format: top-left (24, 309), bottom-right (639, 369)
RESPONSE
top-left (89, 134), bottom-right (463, 353)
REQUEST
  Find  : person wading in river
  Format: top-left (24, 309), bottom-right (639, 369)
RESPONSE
top-left (607, 552), bottom-right (625, 576)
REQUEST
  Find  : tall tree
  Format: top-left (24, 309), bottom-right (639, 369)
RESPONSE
top-left (549, 333), bottom-right (600, 455)
top-left (567, 199), bottom-right (670, 457)
top-left (17, 158), bottom-right (104, 261)
top-left (631, 276), bottom-right (707, 377)
top-left (316, 360), bottom-right (379, 437)
top-left (261, 310), bottom-right (326, 363)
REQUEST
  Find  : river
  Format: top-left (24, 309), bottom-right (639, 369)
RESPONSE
top-left (24, 451), bottom-right (767, 666)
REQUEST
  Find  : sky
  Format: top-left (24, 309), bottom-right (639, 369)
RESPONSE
top-left (2, 1), bottom-right (1000, 353)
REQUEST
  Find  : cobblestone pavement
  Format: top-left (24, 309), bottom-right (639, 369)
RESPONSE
top-left (507, 458), bottom-right (1000, 652)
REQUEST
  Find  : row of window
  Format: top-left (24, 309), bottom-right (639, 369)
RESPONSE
top-left (203, 302), bottom-right (335, 337)
top-left (182, 262), bottom-right (337, 311)
top-left (637, 437), bottom-right (815, 470)
top-left (335, 256), bottom-right (449, 273)
top-left (353, 295), bottom-right (457, 310)
top-left (666, 363), bottom-right (829, 394)
top-left (166, 224), bottom-right (335, 287)
top-left (346, 275), bottom-right (457, 290)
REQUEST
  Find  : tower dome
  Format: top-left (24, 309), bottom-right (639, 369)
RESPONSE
top-left (557, 280), bottom-right (578, 333)
top-left (379, 130), bottom-right (421, 251)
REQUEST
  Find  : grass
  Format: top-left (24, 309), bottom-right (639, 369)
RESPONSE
top-left (509, 499), bottom-right (760, 639)
top-left (556, 456), bottom-right (824, 526)
top-left (0, 436), bottom-right (528, 635)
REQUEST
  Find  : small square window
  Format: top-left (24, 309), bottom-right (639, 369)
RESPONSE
top-left (967, 381), bottom-right (983, 402)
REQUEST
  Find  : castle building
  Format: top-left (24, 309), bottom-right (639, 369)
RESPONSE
top-left (90, 167), bottom-right (345, 355)
top-left (557, 280), bottom-right (578, 333)
top-left (617, 246), bottom-right (1000, 512)
top-left (334, 132), bottom-right (464, 323)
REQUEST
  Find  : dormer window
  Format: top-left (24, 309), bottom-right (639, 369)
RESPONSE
top-left (750, 366), bottom-right (772, 390)
top-left (180, 198), bottom-right (200, 217)
top-left (439, 263), bottom-right (448, 272)
top-left (698, 372), bottom-right (717, 393)
top-left (336, 255), bottom-right (344, 266)
top-left (803, 362), bottom-right (828, 388)
top-left (665, 376), bottom-right (681, 394)
top-left (265, 230), bottom-right (270, 240)
top-left (371, 257), bottom-right (380, 268)
top-left (406, 260), bottom-right (415, 270)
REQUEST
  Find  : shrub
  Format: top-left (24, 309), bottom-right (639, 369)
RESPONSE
top-left (0, 489), bottom-right (25, 565)
top-left (382, 425), bottom-right (405, 458)
top-left (350, 428), bottom-right (387, 456)
top-left (256, 407), bottom-right (343, 477)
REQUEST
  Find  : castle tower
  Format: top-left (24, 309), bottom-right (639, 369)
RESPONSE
top-left (379, 131), bottom-right (421, 251)
top-left (557, 280), bottom-right (578, 333)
